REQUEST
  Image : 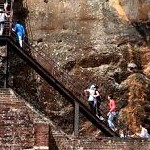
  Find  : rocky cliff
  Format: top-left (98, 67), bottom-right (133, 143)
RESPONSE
top-left (11, 0), bottom-right (150, 136)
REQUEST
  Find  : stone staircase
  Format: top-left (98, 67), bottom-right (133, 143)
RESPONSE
top-left (53, 136), bottom-right (150, 150)
top-left (0, 88), bottom-right (78, 150)
top-left (0, 88), bottom-right (50, 150)
top-left (0, 90), bottom-right (31, 149)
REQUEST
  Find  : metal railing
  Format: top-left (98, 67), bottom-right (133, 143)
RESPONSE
top-left (0, 7), bottom-right (109, 126)
top-left (12, 32), bottom-right (90, 106)
top-left (10, 31), bottom-right (117, 129)
top-left (0, 0), bottom-right (14, 36)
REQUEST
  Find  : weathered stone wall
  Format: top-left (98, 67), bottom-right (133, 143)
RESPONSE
top-left (119, 0), bottom-right (150, 21)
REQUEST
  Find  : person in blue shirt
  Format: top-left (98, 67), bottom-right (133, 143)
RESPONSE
top-left (12, 21), bottom-right (25, 47)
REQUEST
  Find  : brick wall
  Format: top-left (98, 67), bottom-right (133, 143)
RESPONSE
top-left (0, 88), bottom-right (50, 150)
top-left (53, 136), bottom-right (150, 150)
top-left (0, 88), bottom-right (73, 150)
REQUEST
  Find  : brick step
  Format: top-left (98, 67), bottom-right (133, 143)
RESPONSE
top-left (0, 146), bottom-right (22, 150)
top-left (0, 96), bottom-right (20, 100)
top-left (0, 108), bottom-right (28, 114)
top-left (0, 100), bottom-right (18, 104)
top-left (0, 97), bottom-right (18, 101)
top-left (0, 89), bottom-right (13, 94)
top-left (0, 101), bottom-right (26, 106)
top-left (0, 94), bottom-right (14, 97)
top-left (0, 105), bottom-right (26, 110)
top-left (0, 93), bottom-right (17, 99)
top-left (53, 134), bottom-right (150, 150)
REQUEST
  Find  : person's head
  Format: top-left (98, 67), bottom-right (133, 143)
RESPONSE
top-left (140, 123), bottom-right (147, 129)
top-left (0, 8), bottom-right (4, 12)
top-left (108, 95), bottom-right (113, 100)
top-left (16, 20), bottom-right (22, 25)
top-left (90, 84), bottom-right (96, 90)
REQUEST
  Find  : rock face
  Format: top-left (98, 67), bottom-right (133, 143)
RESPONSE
top-left (112, 0), bottom-right (150, 21)
top-left (10, 0), bottom-right (150, 135)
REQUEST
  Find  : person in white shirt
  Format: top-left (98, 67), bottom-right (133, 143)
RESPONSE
top-left (0, 8), bottom-right (7, 35)
top-left (137, 124), bottom-right (150, 138)
top-left (4, 0), bottom-right (8, 12)
top-left (84, 84), bottom-right (99, 115)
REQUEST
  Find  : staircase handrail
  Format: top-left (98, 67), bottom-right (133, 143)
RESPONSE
top-left (8, 0), bottom-right (14, 36)
top-left (28, 37), bottom-right (110, 115)
top-left (11, 32), bottom-right (112, 118)
top-left (0, 0), bottom-right (14, 36)
top-left (10, 31), bottom-right (87, 103)
top-left (17, 34), bottom-right (93, 104)
top-left (0, 0), bottom-right (119, 137)
top-left (7, 31), bottom-right (119, 136)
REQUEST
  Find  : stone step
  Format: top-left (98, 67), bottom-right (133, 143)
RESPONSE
top-left (0, 146), bottom-right (22, 150)
top-left (0, 89), bottom-right (12, 94)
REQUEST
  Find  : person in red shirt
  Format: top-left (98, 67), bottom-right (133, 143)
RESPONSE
top-left (107, 95), bottom-right (117, 131)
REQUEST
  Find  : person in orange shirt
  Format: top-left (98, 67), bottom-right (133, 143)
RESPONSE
top-left (107, 95), bottom-right (117, 131)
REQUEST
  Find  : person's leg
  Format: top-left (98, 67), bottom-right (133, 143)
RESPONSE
top-left (96, 102), bottom-right (104, 120)
top-left (96, 102), bottom-right (101, 116)
top-left (89, 101), bottom-right (95, 114)
top-left (0, 23), bottom-right (2, 35)
top-left (18, 35), bottom-right (23, 47)
top-left (108, 113), bottom-right (113, 128)
top-left (0, 23), bottom-right (4, 35)
top-left (89, 101), bottom-right (92, 110)
top-left (108, 112), bottom-right (116, 129)
top-left (93, 100), bottom-right (97, 115)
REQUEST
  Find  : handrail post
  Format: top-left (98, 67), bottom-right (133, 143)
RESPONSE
top-left (3, 44), bottom-right (8, 88)
top-left (74, 101), bottom-right (79, 136)
top-left (8, 0), bottom-right (14, 36)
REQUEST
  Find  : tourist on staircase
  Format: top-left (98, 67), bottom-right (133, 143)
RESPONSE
top-left (4, 0), bottom-right (8, 12)
top-left (0, 7), bottom-right (8, 35)
top-left (136, 124), bottom-right (150, 138)
top-left (84, 84), bottom-right (104, 120)
top-left (95, 87), bottom-right (104, 121)
top-left (12, 20), bottom-right (25, 47)
top-left (84, 84), bottom-right (97, 115)
top-left (107, 95), bottom-right (117, 131)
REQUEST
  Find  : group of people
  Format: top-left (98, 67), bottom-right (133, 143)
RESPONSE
top-left (84, 84), bottom-right (117, 131)
top-left (0, 0), bottom-right (25, 47)
top-left (84, 84), bottom-right (150, 138)
top-left (84, 84), bottom-right (104, 121)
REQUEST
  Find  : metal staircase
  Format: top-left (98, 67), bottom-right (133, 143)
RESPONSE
top-left (8, 33), bottom-right (119, 137)
top-left (0, 0), bottom-right (119, 137)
